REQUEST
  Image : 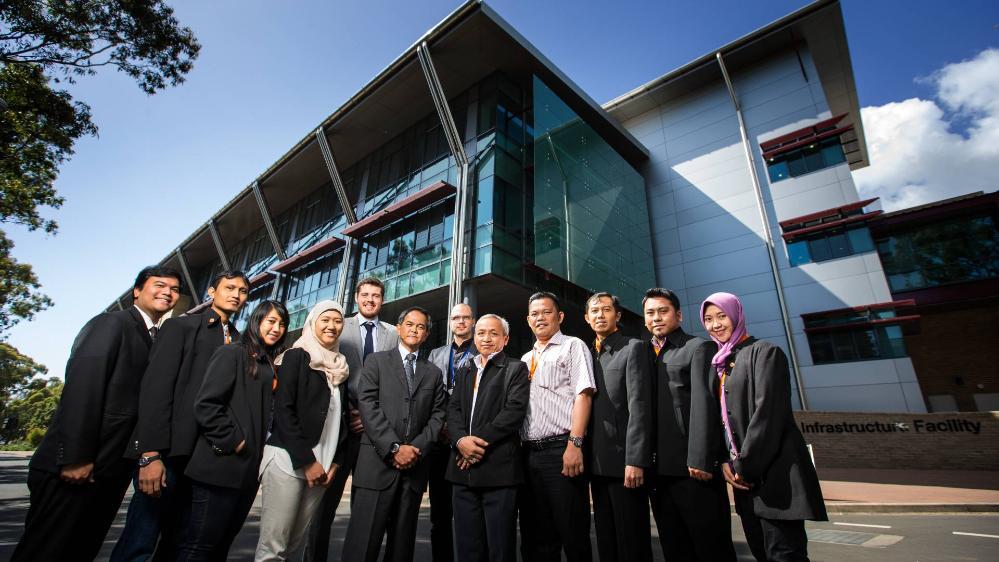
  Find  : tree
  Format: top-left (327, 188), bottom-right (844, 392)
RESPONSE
top-left (0, 342), bottom-right (49, 444)
top-left (0, 0), bottom-right (200, 333)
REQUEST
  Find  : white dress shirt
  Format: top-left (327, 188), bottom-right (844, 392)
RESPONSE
top-left (520, 331), bottom-right (595, 441)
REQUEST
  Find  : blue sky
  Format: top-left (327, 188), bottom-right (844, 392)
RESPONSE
top-left (6, 0), bottom-right (999, 377)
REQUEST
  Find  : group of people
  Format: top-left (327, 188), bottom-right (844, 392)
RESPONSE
top-left (13, 265), bottom-right (827, 562)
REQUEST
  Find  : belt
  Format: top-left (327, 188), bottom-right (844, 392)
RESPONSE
top-left (523, 433), bottom-right (569, 451)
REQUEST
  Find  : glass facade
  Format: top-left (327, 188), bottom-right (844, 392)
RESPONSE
top-left (767, 136), bottom-right (846, 183)
top-left (786, 225), bottom-right (876, 266)
top-left (233, 280), bottom-right (274, 334)
top-left (531, 76), bottom-right (654, 309)
top-left (283, 252), bottom-right (341, 331)
top-left (875, 214), bottom-right (999, 292)
top-left (804, 308), bottom-right (909, 365)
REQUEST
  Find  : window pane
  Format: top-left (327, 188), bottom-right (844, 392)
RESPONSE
top-left (802, 145), bottom-right (824, 173)
top-left (847, 227), bottom-right (875, 253)
top-left (853, 329), bottom-right (880, 359)
top-left (807, 333), bottom-right (835, 364)
top-left (828, 232), bottom-right (850, 258)
top-left (809, 237), bottom-right (833, 262)
top-left (787, 155), bottom-right (808, 177)
top-left (768, 160), bottom-right (789, 183)
top-left (787, 240), bottom-right (811, 266)
top-left (831, 331), bottom-right (858, 362)
top-left (821, 142), bottom-right (846, 167)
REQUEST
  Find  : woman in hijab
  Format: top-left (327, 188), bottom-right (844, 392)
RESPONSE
top-left (700, 292), bottom-right (826, 562)
top-left (255, 300), bottom-right (350, 561)
top-left (176, 300), bottom-right (290, 561)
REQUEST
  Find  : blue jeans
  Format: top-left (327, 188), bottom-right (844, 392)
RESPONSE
top-left (110, 458), bottom-right (184, 562)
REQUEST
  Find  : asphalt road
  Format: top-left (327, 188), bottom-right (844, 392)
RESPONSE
top-left (1, 453), bottom-right (997, 561)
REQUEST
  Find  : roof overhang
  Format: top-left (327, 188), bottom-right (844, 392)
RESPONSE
top-left (603, 0), bottom-right (869, 171)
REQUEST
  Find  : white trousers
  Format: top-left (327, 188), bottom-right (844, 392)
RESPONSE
top-left (255, 460), bottom-right (327, 561)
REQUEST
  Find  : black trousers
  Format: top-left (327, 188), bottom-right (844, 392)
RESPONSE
top-left (591, 475), bottom-right (652, 562)
top-left (12, 463), bottom-right (132, 562)
top-left (428, 442), bottom-right (455, 562)
top-left (519, 445), bottom-right (592, 562)
top-left (110, 456), bottom-right (191, 562)
top-left (341, 474), bottom-right (424, 562)
top-left (173, 480), bottom-right (259, 561)
top-left (304, 430), bottom-right (360, 562)
top-left (452, 484), bottom-right (517, 562)
top-left (735, 491), bottom-right (810, 562)
top-left (650, 474), bottom-right (736, 562)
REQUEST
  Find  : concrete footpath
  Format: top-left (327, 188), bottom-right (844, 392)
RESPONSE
top-left (811, 468), bottom-right (999, 513)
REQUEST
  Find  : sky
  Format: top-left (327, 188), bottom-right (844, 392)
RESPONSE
top-left (6, 0), bottom-right (999, 378)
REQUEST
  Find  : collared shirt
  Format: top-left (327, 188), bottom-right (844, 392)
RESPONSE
top-left (359, 314), bottom-right (381, 352)
top-left (469, 351), bottom-right (500, 433)
top-left (133, 305), bottom-right (159, 332)
top-left (520, 331), bottom-right (596, 441)
top-left (398, 344), bottom-right (418, 364)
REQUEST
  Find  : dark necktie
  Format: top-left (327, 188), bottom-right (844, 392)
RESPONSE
top-left (149, 326), bottom-right (158, 342)
top-left (404, 353), bottom-right (416, 397)
top-left (363, 321), bottom-right (375, 361)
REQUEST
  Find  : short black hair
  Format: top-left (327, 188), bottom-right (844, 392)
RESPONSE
top-left (211, 270), bottom-right (250, 290)
top-left (355, 277), bottom-right (385, 295)
top-left (397, 306), bottom-right (431, 326)
top-left (528, 291), bottom-right (560, 312)
top-left (134, 266), bottom-right (182, 291)
top-left (642, 288), bottom-right (680, 312)
top-left (586, 292), bottom-right (621, 314)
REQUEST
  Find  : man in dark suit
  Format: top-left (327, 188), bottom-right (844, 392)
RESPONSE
top-left (426, 302), bottom-right (477, 562)
top-left (342, 306), bottom-right (446, 562)
top-left (12, 266), bottom-right (182, 562)
top-left (584, 292), bottom-right (653, 562)
top-left (306, 277), bottom-right (399, 562)
top-left (110, 270), bottom-right (249, 561)
top-left (446, 313), bottom-right (529, 562)
top-left (643, 288), bottom-right (736, 561)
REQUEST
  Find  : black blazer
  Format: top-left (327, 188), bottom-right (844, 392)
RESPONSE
top-left (650, 328), bottom-right (726, 476)
top-left (588, 332), bottom-right (653, 477)
top-left (354, 349), bottom-right (446, 493)
top-left (266, 348), bottom-right (348, 469)
top-left (130, 309), bottom-right (236, 458)
top-left (445, 353), bottom-right (530, 487)
top-left (32, 308), bottom-right (153, 476)
top-left (724, 337), bottom-right (827, 521)
top-left (185, 344), bottom-right (274, 490)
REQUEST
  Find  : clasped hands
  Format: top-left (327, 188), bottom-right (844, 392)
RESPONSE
top-left (455, 435), bottom-right (489, 470)
top-left (392, 444), bottom-right (420, 470)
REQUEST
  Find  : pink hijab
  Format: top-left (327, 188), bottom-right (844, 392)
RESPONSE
top-left (700, 292), bottom-right (748, 376)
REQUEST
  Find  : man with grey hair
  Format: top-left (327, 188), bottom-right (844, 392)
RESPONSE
top-left (446, 313), bottom-right (529, 561)
top-left (427, 303), bottom-right (477, 562)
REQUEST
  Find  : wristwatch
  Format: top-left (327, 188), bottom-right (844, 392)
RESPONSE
top-left (137, 453), bottom-right (162, 467)
top-left (568, 435), bottom-right (584, 448)
top-left (390, 442), bottom-right (401, 455)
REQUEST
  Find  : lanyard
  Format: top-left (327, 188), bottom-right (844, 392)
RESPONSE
top-left (528, 345), bottom-right (548, 380)
top-left (449, 345), bottom-right (472, 387)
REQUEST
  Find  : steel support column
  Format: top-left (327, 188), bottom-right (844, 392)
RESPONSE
top-left (251, 181), bottom-right (288, 262)
top-left (175, 248), bottom-right (201, 304)
top-left (717, 52), bottom-right (808, 410)
top-left (417, 41), bottom-right (470, 341)
top-left (208, 219), bottom-right (232, 272)
top-left (315, 127), bottom-right (359, 307)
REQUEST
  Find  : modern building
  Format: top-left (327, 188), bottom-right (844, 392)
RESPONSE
top-left (869, 191), bottom-right (999, 412)
top-left (107, 0), bottom-right (927, 412)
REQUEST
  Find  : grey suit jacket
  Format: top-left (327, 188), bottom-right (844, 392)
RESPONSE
top-left (588, 331), bottom-right (653, 478)
top-left (340, 314), bottom-right (399, 404)
top-left (353, 349), bottom-right (446, 493)
top-left (427, 341), bottom-right (478, 396)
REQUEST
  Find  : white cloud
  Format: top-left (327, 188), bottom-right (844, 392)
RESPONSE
top-left (854, 48), bottom-right (999, 211)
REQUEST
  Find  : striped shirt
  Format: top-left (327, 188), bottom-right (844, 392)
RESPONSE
top-left (520, 331), bottom-right (596, 441)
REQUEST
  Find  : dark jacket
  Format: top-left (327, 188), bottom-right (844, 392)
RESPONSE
top-left (354, 349), bottom-right (446, 493)
top-left (266, 348), bottom-right (348, 469)
top-left (445, 352), bottom-right (530, 487)
top-left (130, 309), bottom-right (237, 458)
top-left (724, 337), bottom-right (827, 521)
top-left (185, 344), bottom-right (274, 490)
top-left (588, 332), bottom-right (653, 477)
top-left (650, 328), bottom-right (726, 476)
top-left (32, 308), bottom-right (153, 476)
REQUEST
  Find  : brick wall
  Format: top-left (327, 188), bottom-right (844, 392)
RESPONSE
top-left (793, 411), bottom-right (999, 470)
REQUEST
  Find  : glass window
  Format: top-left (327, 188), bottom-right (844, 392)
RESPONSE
top-left (768, 160), bottom-right (789, 183)
top-left (766, 136), bottom-right (847, 183)
top-left (787, 240), bottom-right (811, 266)
top-left (808, 237), bottom-right (832, 262)
top-left (827, 232), bottom-right (851, 259)
top-left (847, 227), bottom-right (875, 253)
top-left (531, 76), bottom-right (654, 311)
